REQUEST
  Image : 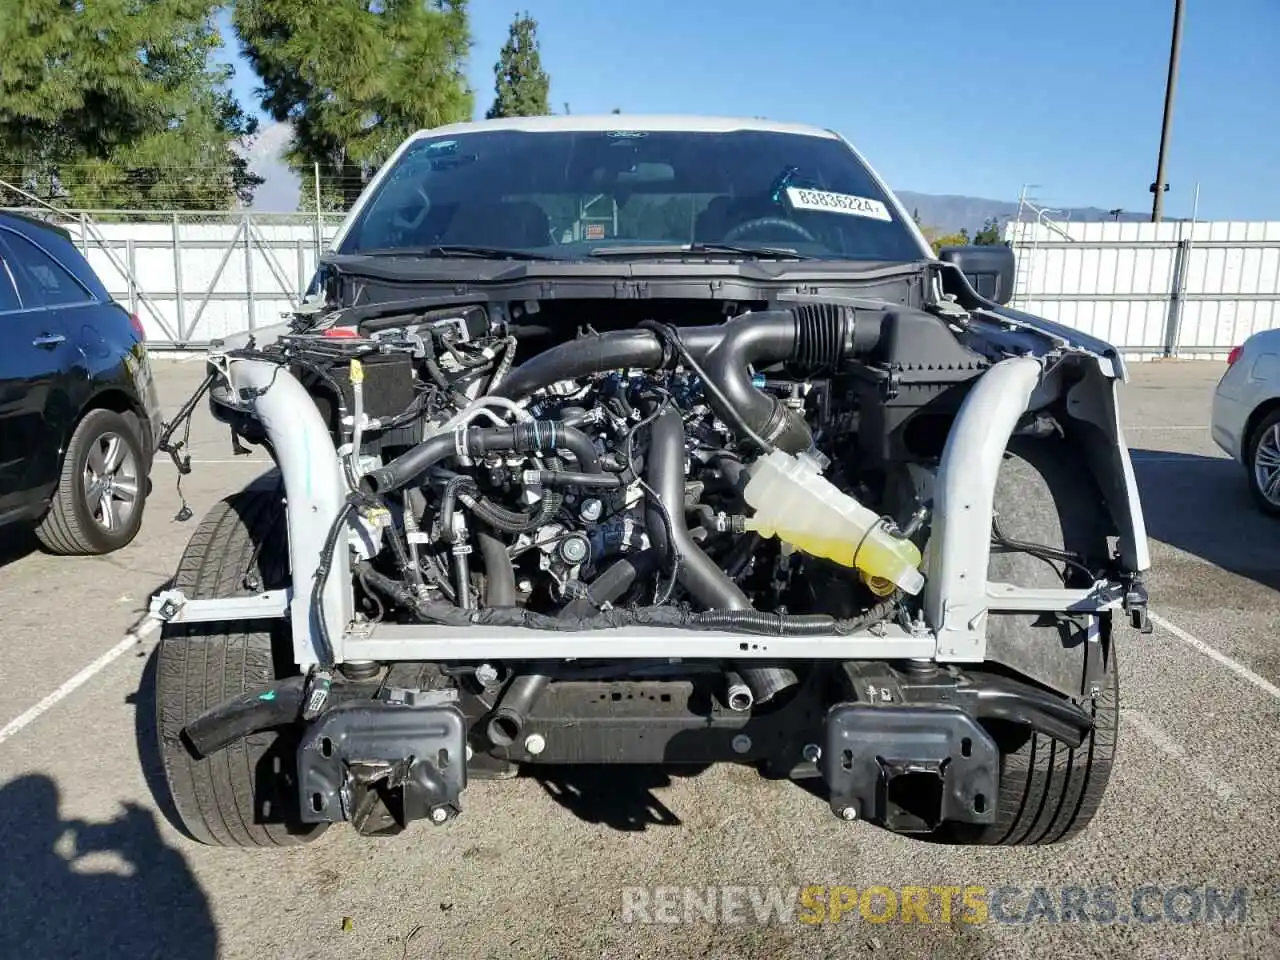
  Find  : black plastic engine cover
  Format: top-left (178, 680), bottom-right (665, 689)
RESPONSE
top-left (297, 703), bottom-right (467, 829)
top-left (822, 703), bottom-right (998, 832)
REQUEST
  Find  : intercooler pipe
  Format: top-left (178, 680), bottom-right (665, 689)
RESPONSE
top-left (365, 420), bottom-right (601, 493)
top-left (477, 530), bottom-right (517, 607)
top-left (486, 673), bottom-right (550, 747)
top-left (646, 407), bottom-right (798, 705)
top-left (492, 305), bottom-right (878, 455)
top-left (647, 408), bottom-right (751, 611)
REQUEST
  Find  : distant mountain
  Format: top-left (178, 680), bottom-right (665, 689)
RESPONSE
top-left (893, 190), bottom-right (1154, 236)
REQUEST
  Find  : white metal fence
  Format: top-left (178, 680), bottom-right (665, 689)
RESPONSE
top-left (1006, 218), bottom-right (1280, 360)
top-left (3, 209), bottom-right (344, 347)
top-left (5, 206), bottom-right (1279, 359)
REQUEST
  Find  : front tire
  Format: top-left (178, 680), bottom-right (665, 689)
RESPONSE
top-left (35, 408), bottom-right (147, 555)
top-left (935, 436), bottom-right (1119, 845)
top-left (155, 476), bottom-right (326, 847)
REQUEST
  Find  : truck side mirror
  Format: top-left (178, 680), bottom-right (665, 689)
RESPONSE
top-left (938, 245), bottom-right (1016, 306)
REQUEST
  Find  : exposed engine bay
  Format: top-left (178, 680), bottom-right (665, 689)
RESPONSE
top-left (215, 296), bottom-right (1005, 665)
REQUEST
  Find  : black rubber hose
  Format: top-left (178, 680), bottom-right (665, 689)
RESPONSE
top-left (647, 408), bottom-right (751, 610)
top-left (493, 329), bottom-right (666, 401)
top-left (183, 675), bottom-right (306, 758)
top-left (690, 312), bottom-right (813, 452)
top-left (486, 674), bottom-right (550, 747)
top-left (530, 470), bottom-right (621, 490)
top-left (367, 422), bottom-right (600, 493)
top-left (478, 531), bottom-right (517, 606)
top-left (470, 423), bottom-right (601, 473)
top-left (366, 433), bottom-right (457, 494)
top-left (557, 548), bottom-right (663, 619)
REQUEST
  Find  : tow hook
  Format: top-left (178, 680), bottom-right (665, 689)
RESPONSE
top-left (1123, 577), bottom-right (1152, 634)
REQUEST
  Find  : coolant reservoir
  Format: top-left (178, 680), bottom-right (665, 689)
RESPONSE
top-left (742, 450), bottom-right (925, 595)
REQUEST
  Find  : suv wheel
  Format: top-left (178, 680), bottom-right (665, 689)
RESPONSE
top-left (35, 408), bottom-right (148, 555)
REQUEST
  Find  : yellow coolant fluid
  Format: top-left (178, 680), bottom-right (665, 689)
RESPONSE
top-left (741, 450), bottom-right (925, 595)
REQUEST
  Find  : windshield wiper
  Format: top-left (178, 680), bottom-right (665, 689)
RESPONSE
top-left (356, 244), bottom-right (563, 261)
top-left (588, 242), bottom-right (820, 261)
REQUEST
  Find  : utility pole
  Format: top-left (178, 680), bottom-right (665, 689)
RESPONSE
top-left (1150, 0), bottom-right (1186, 222)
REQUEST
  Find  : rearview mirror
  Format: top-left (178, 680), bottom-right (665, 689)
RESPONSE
top-left (938, 245), bottom-right (1016, 306)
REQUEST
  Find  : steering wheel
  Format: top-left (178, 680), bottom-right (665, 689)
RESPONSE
top-left (721, 216), bottom-right (816, 244)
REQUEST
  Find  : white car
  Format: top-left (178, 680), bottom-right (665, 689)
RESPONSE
top-left (1212, 328), bottom-right (1280, 515)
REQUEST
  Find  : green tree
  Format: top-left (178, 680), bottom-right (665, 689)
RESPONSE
top-left (234, 0), bottom-right (473, 211)
top-left (921, 227), bottom-right (970, 255)
top-left (973, 216), bottom-right (1002, 245)
top-left (485, 11), bottom-right (550, 119)
top-left (0, 1), bottom-right (260, 210)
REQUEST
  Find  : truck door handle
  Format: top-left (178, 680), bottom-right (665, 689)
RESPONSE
top-left (32, 333), bottom-right (66, 348)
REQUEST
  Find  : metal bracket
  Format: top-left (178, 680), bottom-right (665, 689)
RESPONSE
top-left (158, 589), bottom-right (291, 625)
top-left (125, 588), bottom-right (291, 645)
top-left (985, 580), bottom-right (1125, 613)
top-left (1122, 576), bottom-right (1152, 633)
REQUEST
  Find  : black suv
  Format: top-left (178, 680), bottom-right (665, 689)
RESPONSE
top-left (0, 211), bottom-right (161, 555)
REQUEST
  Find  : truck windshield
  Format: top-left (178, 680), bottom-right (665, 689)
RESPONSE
top-left (336, 128), bottom-right (928, 263)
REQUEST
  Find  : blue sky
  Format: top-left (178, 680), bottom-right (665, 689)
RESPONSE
top-left (215, 0), bottom-right (1278, 220)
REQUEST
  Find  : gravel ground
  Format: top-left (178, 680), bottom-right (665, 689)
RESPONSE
top-left (0, 357), bottom-right (1276, 960)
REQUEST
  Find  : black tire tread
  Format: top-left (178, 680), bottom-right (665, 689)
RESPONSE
top-left (156, 477), bottom-right (324, 848)
top-left (980, 654), bottom-right (1118, 846)
top-left (35, 408), bottom-right (145, 555)
top-left (935, 436), bottom-right (1120, 846)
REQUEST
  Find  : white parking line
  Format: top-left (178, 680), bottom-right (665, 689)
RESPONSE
top-left (154, 458), bottom-right (271, 465)
top-left (0, 636), bottom-right (140, 748)
top-left (1125, 425), bottom-right (1210, 431)
top-left (1122, 708), bottom-right (1238, 801)
top-left (1129, 456), bottom-right (1229, 463)
top-left (1150, 611), bottom-right (1280, 702)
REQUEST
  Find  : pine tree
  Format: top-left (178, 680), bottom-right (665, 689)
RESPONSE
top-left (234, 0), bottom-right (473, 210)
top-left (973, 216), bottom-right (1003, 245)
top-left (0, 1), bottom-right (260, 210)
top-left (486, 12), bottom-right (550, 119)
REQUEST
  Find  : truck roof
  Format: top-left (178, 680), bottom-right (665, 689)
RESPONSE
top-left (411, 114), bottom-right (841, 141)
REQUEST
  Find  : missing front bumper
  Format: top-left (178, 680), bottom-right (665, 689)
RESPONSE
top-left (296, 702), bottom-right (468, 835)
top-left (821, 703), bottom-right (999, 832)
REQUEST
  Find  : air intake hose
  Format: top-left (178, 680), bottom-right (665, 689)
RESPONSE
top-left (493, 304), bottom-right (870, 454)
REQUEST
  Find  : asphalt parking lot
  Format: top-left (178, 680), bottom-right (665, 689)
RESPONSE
top-left (1, 357), bottom-right (1277, 960)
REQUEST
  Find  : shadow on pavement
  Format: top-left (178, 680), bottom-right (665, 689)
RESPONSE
top-left (526, 765), bottom-right (709, 831)
top-left (0, 527), bottom-right (39, 570)
top-left (1130, 448), bottom-right (1280, 591)
top-left (0, 773), bottom-right (218, 959)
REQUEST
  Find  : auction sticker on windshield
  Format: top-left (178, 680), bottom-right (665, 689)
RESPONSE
top-left (785, 187), bottom-right (893, 222)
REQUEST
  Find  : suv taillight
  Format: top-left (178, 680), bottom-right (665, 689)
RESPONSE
top-left (1226, 345), bottom-right (1243, 367)
top-left (129, 312), bottom-right (146, 340)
